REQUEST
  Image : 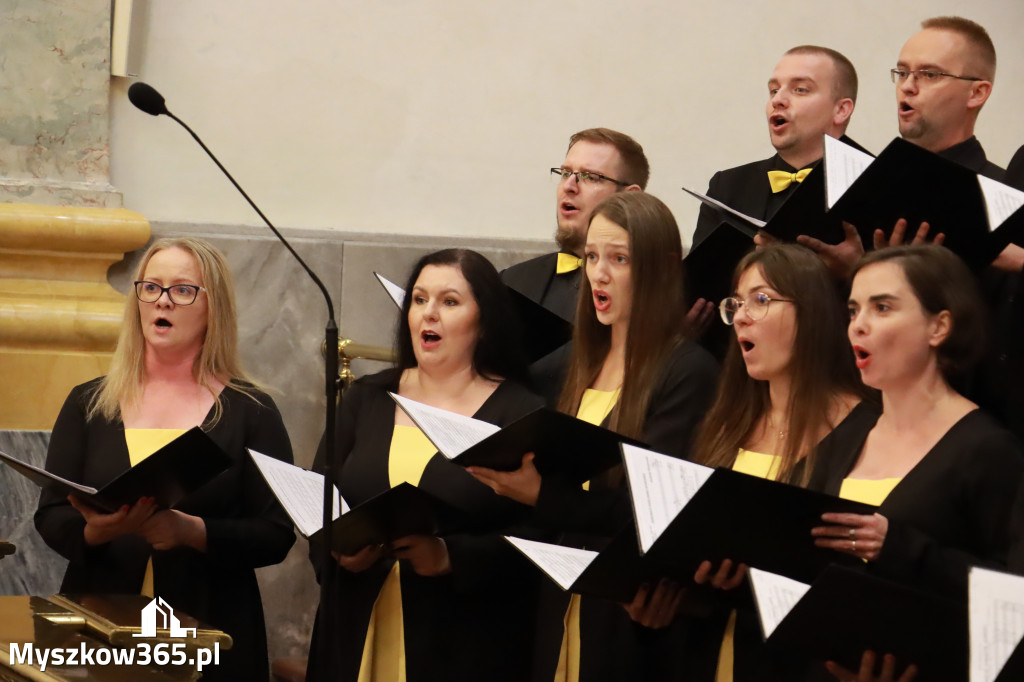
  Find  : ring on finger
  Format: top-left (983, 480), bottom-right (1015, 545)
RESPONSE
top-left (851, 539), bottom-right (857, 552)
top-left (848, 527), bottom-right (856, 539)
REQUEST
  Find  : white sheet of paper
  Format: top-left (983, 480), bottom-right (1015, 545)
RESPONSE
top-left (505, 536), bottom-right (598, 591)
top-left (248, 449), bottom-right (346, 538)
top-left (824, 135), bottom-right (874, 209)
top-left (390, 392), bottom-right (501, 459)
top-left (621, 443), bottom-right (713, 554)
top-left (374, 271), bottom-right (406, 308)
top-left (977, 175), bottom-right (1024, 231)
top-left (681, 187), bottom-right (767, 228)
top-left (969, 566), bottom-right (1024, 682)
top-left (748, 567), bottom-right (811, 638)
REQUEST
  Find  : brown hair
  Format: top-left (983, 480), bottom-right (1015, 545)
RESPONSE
top-left (557, 192), bottom-right (685, 441)
top-left (784, 45), bottom-right (859, 102)
top-left (921, 16), bottom-right (996, 81)
top-left (568, 128), bottom-right (650, 189)
top-left (853, 245), bottom-right (986, 380)
top-left (694, 244), bottom-right (866, 486)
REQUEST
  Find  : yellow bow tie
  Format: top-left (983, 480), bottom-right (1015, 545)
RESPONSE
top-left (556, 252), bottom-right (583, 274)
top-left (767, 167), bottom-right (813, 193)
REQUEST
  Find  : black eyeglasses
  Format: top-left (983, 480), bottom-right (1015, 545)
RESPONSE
top-left (550, 167), bottom-right (629, 187)
top-left (890, 68), bottom-right (982, 85)
top-left (134, 281), bottom-right (206, 306)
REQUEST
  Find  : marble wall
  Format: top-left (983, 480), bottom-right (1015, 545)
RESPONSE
top-left (0, 0), bottom-right (120, 207)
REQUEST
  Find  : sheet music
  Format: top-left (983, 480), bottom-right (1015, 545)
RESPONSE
top-left (505, 536), bottom-right (598, 591)
top-left (374, 271), bottom-right (406, 308)
top-left (390, 392), bottom-right (500, 458)
top-left (748, 567), bottom-right (811, 638)
top-left (621, 443), bottom-right (713, 554)
top-left (248, 449), bottom-right (346, 538)
top-left (824, 135), bottom-right (874, 209)
top-left (0, 449), bottom-right (99, 495)
top-left (969, 566), bottom-right (1024, 682)
top-left (681, 187), bottom-right (767, 228)
top-left (977, 175), bottom-right (1024, 231)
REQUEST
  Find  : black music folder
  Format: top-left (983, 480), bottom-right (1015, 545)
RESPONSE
top-left (622, 443), bottom-right (874, 584)
top-left (391, 393), bottom-right (642, 484)
top-left (0, 427), bottom-right (230, 513)
top-left (684, 223), bottom-right (754, 306)
top-left (751, 565), bottom-right (965, 681)
top-left (248, 450), bottom-right (469, 555)
top-left (830, 137), bottom-right (1024, 268)
top-left (317, 483), bottom-right (468, 556)
top-left (506, 286), bottom-right (574, 363)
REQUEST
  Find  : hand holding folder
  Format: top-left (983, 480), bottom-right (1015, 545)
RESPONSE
top-left (0, 427), bottom-right (230, 513)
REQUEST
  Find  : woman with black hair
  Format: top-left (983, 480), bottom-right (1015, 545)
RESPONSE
top-left (306, 248), bottom-right (543, 682)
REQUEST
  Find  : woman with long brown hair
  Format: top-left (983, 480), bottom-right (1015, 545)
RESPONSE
top-left (470, 191), bottom-right (719, 681)
top-left (685, 243), bottom-right (872, 682)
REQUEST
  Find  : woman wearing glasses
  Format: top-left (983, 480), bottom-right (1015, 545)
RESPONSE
top-left (34, 238), bottom-right (295, 682)
top-left (808, 245), bottom-right (1024, 681)
top-left (685, 243), bottom-right (871, 682)
top-left (306, 248), bottom-right (543, 682)
top-left (469, 191), bottom-right (719, 681)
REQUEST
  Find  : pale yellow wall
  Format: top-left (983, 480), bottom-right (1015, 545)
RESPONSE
top-left (110, 1), bottom-right (1024, 246)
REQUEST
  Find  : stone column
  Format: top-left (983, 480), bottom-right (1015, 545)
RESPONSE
top-left (0, 0), bottom-right (121, 207)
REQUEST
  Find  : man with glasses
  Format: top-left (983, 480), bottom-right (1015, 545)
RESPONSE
top-left (693, 45), bottom-right (858, 246)
top-left (501, 128), bottom-right (646, 402)
top-left (502, 128), bottom-right (646, 322)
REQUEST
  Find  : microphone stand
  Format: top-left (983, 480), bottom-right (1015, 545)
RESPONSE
top-left (128, 83), bottom-right (338, 681)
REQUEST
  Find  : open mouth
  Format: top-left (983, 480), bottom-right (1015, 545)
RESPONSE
top-left (593, 290), bottom-right (611, 311)
top-left (155, 318), bottom-right (172, 328)
top-left (740, 340), bottom-right (755, 352)
top-left (899, 102), bottom-right (914, 114)
top-left (771, 115), bottom-right (787, 126)
top-left (561, 201), bottom-right (578, 213)
top-left (853, 345), bottom-right (871, 368)
top-left (421, 330), bottom-right (441, 344)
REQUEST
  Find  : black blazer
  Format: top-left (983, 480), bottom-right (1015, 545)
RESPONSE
top-left (810, 408), bottom-right (1024, 600)
top-left (307, 370), bottom-right (544, 682)
top-left (501, 251), bottom-right (580, 323)
top-left (34, 379), bottom-right (296, 682)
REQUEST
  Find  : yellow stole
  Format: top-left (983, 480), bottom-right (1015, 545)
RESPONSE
top-left (553, 388), bottom-right (620, 682)
top-left (715, 448), bottom-right (783, 682)
top-left (124, 429), bottom-right (185, 598)
top-left (356, 425), bottom-right (435, 682)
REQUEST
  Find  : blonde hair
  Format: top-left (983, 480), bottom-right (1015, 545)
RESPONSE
top-left (88, 237), bottom-right (259, 425)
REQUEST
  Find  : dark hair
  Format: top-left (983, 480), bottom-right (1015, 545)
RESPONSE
top-left (395, 249), bottom-right (529, 384)
top-left (568, 128), bottom-right (650, 189)
top-left (853, 245), bottom-right (986, 380)
top-left (694, 244), bottom-right (867, 486)
top-left (784, 45), bottom-right (859, 102)
top-left (557, 192), bottom-right (686, 441)
top-left (922, 16), bottom-right (996, 81)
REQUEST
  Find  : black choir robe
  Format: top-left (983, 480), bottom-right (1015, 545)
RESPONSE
top-left (306, 370), bottom-right (544, 682)
top-left (811, 407), bottom-right (1024, 600)
top-left (528, 339), bottom-right (719, 682)
top-left (34, 379), bottom-right (296, 682)
top-left (502, 252), bottom-right (581, 406)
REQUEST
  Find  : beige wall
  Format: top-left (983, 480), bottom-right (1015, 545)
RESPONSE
top-left (111, 0), bottom-right (1024, 246)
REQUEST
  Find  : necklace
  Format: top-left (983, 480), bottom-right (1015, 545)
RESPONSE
top-left (766, 414), bottom-right (787, 441)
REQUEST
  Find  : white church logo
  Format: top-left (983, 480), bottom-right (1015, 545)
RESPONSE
top-left (133, 597), bottom-right (197, 638)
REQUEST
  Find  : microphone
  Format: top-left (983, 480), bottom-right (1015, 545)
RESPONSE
top-left (129, 82), bottom-right (340, 680)
top-left (127, 82), bottom-right (168, 116)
